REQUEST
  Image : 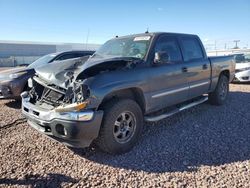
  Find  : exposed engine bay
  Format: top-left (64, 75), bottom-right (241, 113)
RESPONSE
top-left (29, 77), bottom-right (90, 107)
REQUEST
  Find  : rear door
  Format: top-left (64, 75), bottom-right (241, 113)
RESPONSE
top-left (178, 36), bottom-right (211, 99)
top-left (148, 35), bottom-right (189, 111)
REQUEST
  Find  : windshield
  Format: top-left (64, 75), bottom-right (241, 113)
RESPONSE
top-left (91, 36), bottom-right (151, 60)
top-left (244, 54), bottom-right (250, 62)
top-left (235, 53), bottom-right (250, 63)
top-left (28, 54), bottom-right (57, 68)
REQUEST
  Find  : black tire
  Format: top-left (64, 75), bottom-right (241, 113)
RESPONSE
top-left (209, 74), bottom-right (229, 105)
top-left (96, 99), bottom-right (143, 154)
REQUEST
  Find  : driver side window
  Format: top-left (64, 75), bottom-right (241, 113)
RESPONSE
top-left (155, 36), bottom-right (182, 63)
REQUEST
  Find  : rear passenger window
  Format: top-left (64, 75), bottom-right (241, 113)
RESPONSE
top-left (180, 37), bottom-right (204, 61)
top-left (155, 36), bottom-right (182, 62)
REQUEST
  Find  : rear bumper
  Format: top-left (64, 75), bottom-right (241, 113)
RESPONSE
top-left (234, 70), bottom-right (250, 82)
top-left (22, 96), bottom-right (103, 148)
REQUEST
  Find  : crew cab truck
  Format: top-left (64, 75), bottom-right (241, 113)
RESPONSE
top-left (21, 32), bottom-right (235, 154)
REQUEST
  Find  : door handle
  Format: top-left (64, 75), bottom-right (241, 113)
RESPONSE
top-left (182, 67), bottom-right (188, 72)
top-left (202, 64), bottom-right (208, 69)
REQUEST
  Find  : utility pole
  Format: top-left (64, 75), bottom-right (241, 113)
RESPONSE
top-left (233, 40), bottom-right (240, 49)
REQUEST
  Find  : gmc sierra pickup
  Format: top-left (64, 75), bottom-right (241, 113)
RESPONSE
top-left (21, 32), bottom-right (235, 154)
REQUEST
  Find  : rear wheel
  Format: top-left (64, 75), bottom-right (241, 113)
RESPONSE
top-left (96, 99), bottom-right (143, 154)
top-left (209, 74), bottom-right (229, 105)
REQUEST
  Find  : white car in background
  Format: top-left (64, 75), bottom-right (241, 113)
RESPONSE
top-left (233, 53), bottom-right (250, 82)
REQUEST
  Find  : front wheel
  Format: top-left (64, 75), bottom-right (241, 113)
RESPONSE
top-left (209, 74), bottom-right (229, 105)
top-left (96, 99), bottom-right (143, 154)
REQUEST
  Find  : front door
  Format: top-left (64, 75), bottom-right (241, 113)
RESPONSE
top-left (148, 35), bottom-right (189, 112)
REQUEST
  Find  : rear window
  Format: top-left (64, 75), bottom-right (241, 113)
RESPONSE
top-left (235, 54), bottom-right (250, 63)
top-left (180, 37), bottom-right (204, 61)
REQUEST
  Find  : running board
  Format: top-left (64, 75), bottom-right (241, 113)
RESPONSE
top-left (144, 96), bottom-right (208, 122)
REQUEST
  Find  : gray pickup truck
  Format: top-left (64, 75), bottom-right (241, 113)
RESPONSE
top-left (21, 32), bottom-right (235, 154)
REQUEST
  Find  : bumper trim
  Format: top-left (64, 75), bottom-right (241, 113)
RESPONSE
top-left (22, 96), bottom-right (104, 148)
top-left (25, 111), bottom-right (103, 148)
top-left (22, 97), bottom-right (94, 122)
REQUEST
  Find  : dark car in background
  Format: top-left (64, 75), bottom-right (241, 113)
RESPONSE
top-left (0, 50), bottom-right (94, 99)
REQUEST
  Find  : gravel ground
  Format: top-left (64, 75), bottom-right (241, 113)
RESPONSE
top-left (0, 84), bottom-right (250, 187)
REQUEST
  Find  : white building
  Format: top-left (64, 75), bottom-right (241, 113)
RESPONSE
top-left (0, 40), bottom-right (101, 66)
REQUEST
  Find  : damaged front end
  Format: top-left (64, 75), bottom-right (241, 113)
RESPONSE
top-left (28, 76), bottom-right (90, 112)
top-left (23, 56), bottom-right (142, 112)
top-left (21, 75), bottom-right (104, 147)
top-left (21, 56), bottom-right (141, 148)
top-left (25, 56), bottom-right (94, 112)
top-left (21, 58), bottom-right (105, 148)
top-left (21, 74), bottom-right (96, 122)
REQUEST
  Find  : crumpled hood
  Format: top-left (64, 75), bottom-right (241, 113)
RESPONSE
top-left (0, 67), bottom-right (28, 79)
top-left (35, 56), bottom-right (89, 88)
top-left (35, 56), bottom-right (140, 88)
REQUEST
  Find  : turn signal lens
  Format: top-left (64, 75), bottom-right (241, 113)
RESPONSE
top-left (54, 101), bottom-right (89, 113)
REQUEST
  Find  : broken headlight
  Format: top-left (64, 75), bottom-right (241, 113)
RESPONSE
top-left (64, 81), bottom-right (90, 104)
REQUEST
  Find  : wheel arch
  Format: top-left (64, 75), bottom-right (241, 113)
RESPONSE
top-left (220, 69), bottom-right (230, 80)
top-left (97, 88), bottom-right (146, 113)
top-left (210, 69), bottom-right (230, 92)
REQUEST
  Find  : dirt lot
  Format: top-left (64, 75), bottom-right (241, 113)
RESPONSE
top-left (0, 84), bottom-right (249, 187)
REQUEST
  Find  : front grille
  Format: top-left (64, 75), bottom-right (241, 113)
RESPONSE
top-left (242, 76), bottom-right (249, 80)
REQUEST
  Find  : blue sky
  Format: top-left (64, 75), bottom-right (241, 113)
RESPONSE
top-left (0, 0), bottom-right (249, 49)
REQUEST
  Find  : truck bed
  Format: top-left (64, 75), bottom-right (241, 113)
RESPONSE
top-left (209, 55), bottom-right (235, 91)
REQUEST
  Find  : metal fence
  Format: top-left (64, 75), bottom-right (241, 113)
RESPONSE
top-left (0, 56), bottom-right (41, 67)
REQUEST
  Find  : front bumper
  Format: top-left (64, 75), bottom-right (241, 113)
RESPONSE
top-left (0, 80), bottom-right (23, 99)
top-left (22, 96), bottom-right (104, 148)
top-left (234, 70), bottom-right (250, 82)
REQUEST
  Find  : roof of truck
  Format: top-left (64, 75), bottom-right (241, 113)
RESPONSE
top-left (113, 32), bottom-right (198, 39)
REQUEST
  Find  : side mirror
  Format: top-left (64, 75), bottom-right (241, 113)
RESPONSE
top-left (154, 51), bottom-right (170, 64)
